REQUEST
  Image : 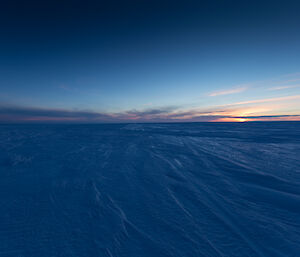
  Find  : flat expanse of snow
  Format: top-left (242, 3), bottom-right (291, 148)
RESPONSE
top-left (0, 122), bottom-right (299, 256)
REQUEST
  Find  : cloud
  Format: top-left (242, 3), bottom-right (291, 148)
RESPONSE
top-left (0, 106), bottom-right (114, 122)
top-left (59, 84), bottom-right (73, 91)
top-left (225, 95), bottom-right (300, 106)
top-left (0, 105), bottom-right (180, 123)
top-left (124, 106), bottom-right (177, 116)
top-left (209, 86), bottom-right (247, 97)
top-left (233, 114), bottom-right (300, 119)
top-left (206, 72), bottom-right (300, 97)
top-left (0, 103), bottom-right (299, 123)
top-left (0, 105), bottom-right (230, 123)
top-left (268, 85), bottom-right (300, 91)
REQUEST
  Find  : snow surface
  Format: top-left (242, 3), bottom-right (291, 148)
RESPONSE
top-left (0, 122), bottom-right (299, 257)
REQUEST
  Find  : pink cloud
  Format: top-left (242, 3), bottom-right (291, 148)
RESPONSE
top-left (209, 86), bottom-right (247, 97)
top-left (268, 85), bottom-right (300, 91)
top-left (226, 95), bottom-right (300, 106)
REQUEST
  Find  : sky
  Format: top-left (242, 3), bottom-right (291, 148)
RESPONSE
top-left (1, 0), bottom-right (300, 122)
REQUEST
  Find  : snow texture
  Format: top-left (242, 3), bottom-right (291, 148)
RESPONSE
top-left (0, 122), bottom-right (299, 257)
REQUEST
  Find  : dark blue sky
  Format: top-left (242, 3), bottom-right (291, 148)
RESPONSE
top-left (1, 0), bottom-right (300, 122)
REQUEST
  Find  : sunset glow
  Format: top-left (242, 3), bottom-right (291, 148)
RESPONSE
top-left (0, 1), bottom-right (299, 123)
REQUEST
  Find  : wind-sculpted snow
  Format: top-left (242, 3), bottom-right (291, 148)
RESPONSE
top-left (0, 122), bottom-right (299, 257)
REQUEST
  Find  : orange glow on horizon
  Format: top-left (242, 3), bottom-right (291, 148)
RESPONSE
top-left (212, 117), bottom-right (249, 122)
top-left (212, 116), bottom-right (300, 122)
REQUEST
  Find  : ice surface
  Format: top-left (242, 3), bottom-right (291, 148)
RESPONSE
top-left (0, 122), bottom-right (299, 257)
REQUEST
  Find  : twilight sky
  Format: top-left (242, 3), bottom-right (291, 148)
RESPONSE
top-left (1, 0), bottom-right (300, 122)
